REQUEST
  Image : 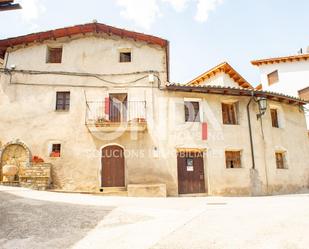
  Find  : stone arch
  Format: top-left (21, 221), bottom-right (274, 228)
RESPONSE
top-left (0, 139), bottom-right (32, 181)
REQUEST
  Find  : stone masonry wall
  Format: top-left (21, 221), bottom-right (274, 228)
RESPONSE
top-left (19, 163), bottom-right (51, 190)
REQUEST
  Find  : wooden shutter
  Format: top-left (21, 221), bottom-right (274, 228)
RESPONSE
top-left (270, 109), bottom-right (279, 128)
top-left (298, 87), bottom-right (309, 101)
top-left (222, 103), bottom-right (237, 124)
top-left (225, 151), bottom-right (241, 168)
top-left (48, 47), bottom-right (62, 63)
top-left (56, 92), bottom-right (70, 111)
top-left (275, 152), bottom-right (284, 169)
top-left (267, 70), bottom-right (279, 86)
top-left (222, 103), bottom-right (229, 124)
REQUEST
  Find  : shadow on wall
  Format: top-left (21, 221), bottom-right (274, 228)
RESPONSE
top-left (0, 192), bottom-right (115, 249)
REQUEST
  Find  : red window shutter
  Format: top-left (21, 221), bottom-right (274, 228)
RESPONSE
top-left (105, 97), bottom-right (110, 115)
top-left (202, 122), bottom-right (208, 140)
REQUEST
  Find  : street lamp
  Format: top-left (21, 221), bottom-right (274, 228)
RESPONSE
top-left (257, 97), bottom-right (268, 119)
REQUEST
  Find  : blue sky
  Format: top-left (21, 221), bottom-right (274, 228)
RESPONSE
top-left (1, 0), bottom-right (309, 86)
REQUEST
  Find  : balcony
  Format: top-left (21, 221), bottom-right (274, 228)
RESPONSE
top-left (85, 100), bottom-right (147, 132)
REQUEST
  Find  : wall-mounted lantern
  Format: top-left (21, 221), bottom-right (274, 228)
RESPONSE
top-left (257, 97), bottom-right (268, 119)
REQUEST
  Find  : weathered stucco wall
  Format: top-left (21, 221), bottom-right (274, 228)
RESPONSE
top-left (0, 35), bottom-right (308, 196)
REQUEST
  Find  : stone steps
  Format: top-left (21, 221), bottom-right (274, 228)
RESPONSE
top-left (0, 181), bottom-right (20, 187)
top-left (98, 187), bottom-right (128, 196)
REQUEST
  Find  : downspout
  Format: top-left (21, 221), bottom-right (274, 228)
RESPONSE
top-left (4, 51), bottom-right (9, 69)
top-left (247, 91), bottom-right (256, 169)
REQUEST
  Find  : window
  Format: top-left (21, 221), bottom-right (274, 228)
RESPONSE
top-left (222, 103), bottom-right (238, 125)
top-left (47, 47), bottom-right (63, 63)
top-left (119, 52), bottom-right (131, 63)
top-left (270, 109), bottom-right (279, 128)
top-left (298, 87), bottom-right (309, 101)
top-left (184, 101), bottom-right (200, 122)
top-left (267, 70), bottom-right (279, 86)
top-left (50, 144), bottom-right (61, 157)
top-left (56, 91), bottom-right (70, 111)
top-left (225, 151), bottom-right (241, 168)
top-left (275, 152), bottom-right (287, 169)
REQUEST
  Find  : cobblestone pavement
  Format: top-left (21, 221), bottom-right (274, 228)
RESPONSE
top-left (1, 186), bottom-right (309, 249)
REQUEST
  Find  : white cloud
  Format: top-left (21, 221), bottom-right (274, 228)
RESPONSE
top-left (195, 0), bottom-right (223, 23)
top-left (116, 0), bottom-right (223, 29)
top-left (116, 0), bottom-right (161, 30)
top-left (20, 0), bottom-right (46, 22)
top-left (161, 0), bottom-right (189, 12)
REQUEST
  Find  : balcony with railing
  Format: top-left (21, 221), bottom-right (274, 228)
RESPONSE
top-left (85, 100), bottom-right (147, 132)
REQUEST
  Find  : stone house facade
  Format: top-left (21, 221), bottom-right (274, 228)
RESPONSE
top-left (0, 22), bottom-right (308, 196)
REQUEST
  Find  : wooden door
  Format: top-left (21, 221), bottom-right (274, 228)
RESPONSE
top-left (101, 145), bottom-right (125, 187)
top-left (177, 152), bottom-right (206, 194)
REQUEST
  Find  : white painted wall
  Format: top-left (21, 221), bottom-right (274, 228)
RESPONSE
top-left (199, 72), bottom-right (240, 88)
top-left (257, 60), bottom-right (309, 128)
top-left (258, 60), bottom-right (309, 97)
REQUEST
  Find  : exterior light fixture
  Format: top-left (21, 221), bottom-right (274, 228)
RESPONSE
top-left (257, 97), bottom-right (268, 119)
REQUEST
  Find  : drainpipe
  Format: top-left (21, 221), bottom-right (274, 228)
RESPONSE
top-left (247, 92), bottom-right (256, 169)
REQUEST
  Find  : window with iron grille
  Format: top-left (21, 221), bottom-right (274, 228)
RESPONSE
top-left (184, 101), bottom-right (200, 122)
top-left (56, 92), bottom-right (70, 111)
top-left (47, 47), bottom-right (63, 63)
top-left (119, 52), bottom-right (131, 62)
top-left (267, 70), bottom-right (279, 86)
top-left (225, 151), bottom-right (241, 168)
top-left (276, 152), bottom-right (287, 169)
top-left (222, 103), bottom-right (238, 125)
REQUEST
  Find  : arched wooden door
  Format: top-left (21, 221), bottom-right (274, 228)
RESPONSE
top-left (101, 145), bottom-right (125, 187)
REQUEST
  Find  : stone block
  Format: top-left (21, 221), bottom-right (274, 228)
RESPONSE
top-left (127, 184), bottom-right (167, 197)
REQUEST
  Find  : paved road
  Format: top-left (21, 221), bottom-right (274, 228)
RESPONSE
top-left (1, 186), bottom-right (309, 249)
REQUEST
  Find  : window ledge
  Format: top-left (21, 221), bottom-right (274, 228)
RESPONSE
top-left (55, 110), bottom-right (70, 113)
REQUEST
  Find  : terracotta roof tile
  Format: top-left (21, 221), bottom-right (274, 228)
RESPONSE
top-left (0, 22), bottom-right (168, 58)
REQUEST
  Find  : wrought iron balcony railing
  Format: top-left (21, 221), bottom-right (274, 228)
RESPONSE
top-left (86, 100), bottom-right (147, 128)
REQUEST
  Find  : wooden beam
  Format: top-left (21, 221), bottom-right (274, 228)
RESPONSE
top-left (0, 3), bottom-right (21, 11)
top-left (0, 0), bottom-right (14, 3)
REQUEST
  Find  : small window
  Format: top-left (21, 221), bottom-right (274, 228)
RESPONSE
top-left (56, 91), bottom-right (70, 111)
top-left (225, 151), bottom-right (241, 168)
top-left (276, 152), bottom-right (287, 169)
top-left (298, 87), bottom-right (309, 101)
top-left (47, 47), bottom-right (63, 63)
top-left (267, 70), bottom-right (279, 86)
top-left (50, 144), bottom-right (61, 157)
top-left (222, 103), bottom-right (238, 125)
top-left (270, 109), bottom-right (279, 128)
top-left (119, 52), bottom-right (131, 63)
top-left (184, 101), bottom-right (200, 122)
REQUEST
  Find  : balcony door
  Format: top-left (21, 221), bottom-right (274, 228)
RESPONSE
top-left (109, 93), bottom-right (127, 122)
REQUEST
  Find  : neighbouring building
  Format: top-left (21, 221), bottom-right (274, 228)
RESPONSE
top-left (252, 52), bottom-right (309, 127)
top-left (0, 22), bottom-right (308, 196)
